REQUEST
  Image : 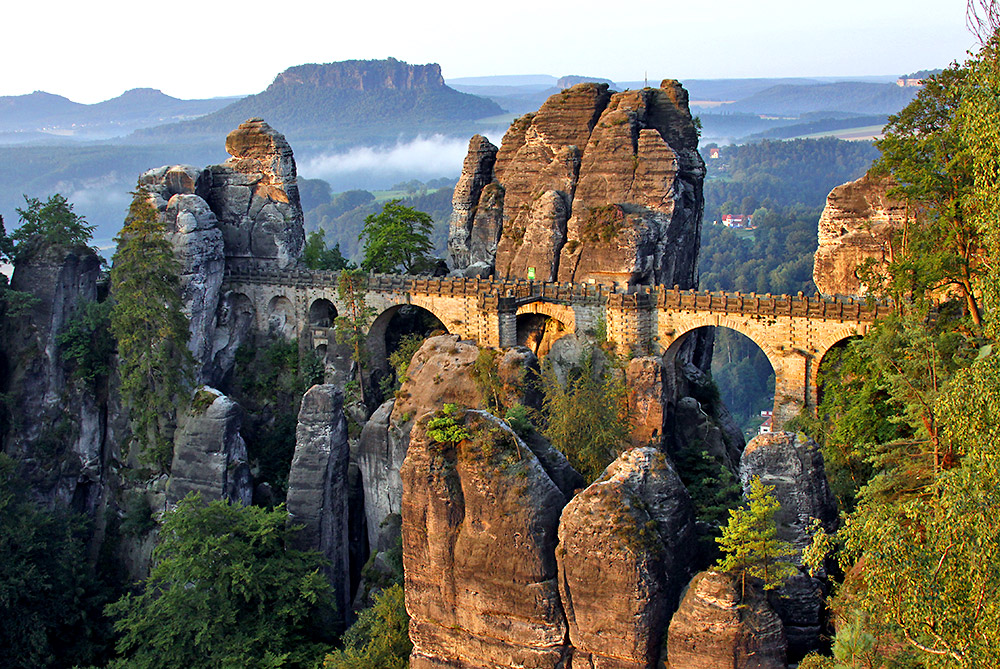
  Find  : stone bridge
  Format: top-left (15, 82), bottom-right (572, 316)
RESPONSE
top-left (223, 264), bottom-right (891, 427)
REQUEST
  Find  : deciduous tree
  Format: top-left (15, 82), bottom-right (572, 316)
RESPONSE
top-left (358, 200), bottom-right (435, 274)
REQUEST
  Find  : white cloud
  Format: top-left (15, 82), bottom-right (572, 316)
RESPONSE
top-left (300, 135), bottom-right (471, 182)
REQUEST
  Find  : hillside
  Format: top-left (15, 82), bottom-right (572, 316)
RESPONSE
top-left (719, 81), bottom-right (918, 115)
top-left (136, 58), bottom-right (504, 143)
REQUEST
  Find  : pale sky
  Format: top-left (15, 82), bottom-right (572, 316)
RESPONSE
top-left (4, 0), bottom-right (978, 104)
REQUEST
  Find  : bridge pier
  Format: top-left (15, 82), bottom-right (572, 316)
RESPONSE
top-left (772, 351), bottom-right (818, 428)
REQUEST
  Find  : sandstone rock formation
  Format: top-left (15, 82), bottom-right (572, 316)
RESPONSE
top-left (740, 431), bottom-right (838, 659)
top-left (448, 81), bottom-right (705, 287)
top-left (667, 570), bottom-right (788, 669)
top-left (205, 118), bottom-right (305, 268)
top-left (627, 356), bottom-right (669, 448)
top-left (1, 241), bottom-right (106, 511)
top-left (140, 165), bottom-right (225, 384)
top-left (814, 173), bottom-right (907, 297)
top-left (286, 384), bottom-right (351, 630)
top-left (402, 408), bottom-right (570, 668)
top-left (167, 387), bottom-right (252, 506)
top-left (557, 447), bottom-right (695, 667)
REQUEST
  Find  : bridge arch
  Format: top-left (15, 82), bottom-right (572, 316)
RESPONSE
top-left (308, 298), bottom-right (338, 327)
top-left (266, 295), bottom-right (296, 340)
top-left (365, 304), bottom-right (449, 378)
top-left (516, 301), bottom-right (575, 357)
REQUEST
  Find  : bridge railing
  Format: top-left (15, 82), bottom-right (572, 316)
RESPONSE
top-left (223, 263), bottom-right (895, 323)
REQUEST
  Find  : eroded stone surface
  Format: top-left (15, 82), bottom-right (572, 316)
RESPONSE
top-left (286, 384), bottom-right (351, 631)
top-left (667, 570), bottom-right (787, 669)
top-left (168, 387), bottom-right (252, 506)
top-left (814, 173), bottom-right (906, 297)
top-left (558, 447), bottom-right (695, 667)
top-left (402, 409), bottom-right (570, 668)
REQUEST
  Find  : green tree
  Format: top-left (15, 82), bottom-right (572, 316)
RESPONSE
top-left (335, 268), bottom-right (376, 405)
top-left (322, 584), bottom-right (411, 669)
top-left (110, 189), bottom-right (193, 468)
top-left (873, 63), bottom-right (984, 325)
top-left (716, 476), bottom-right (797, 597)
top-left (358, 199), bottom-right (435, 274)
top-left (0, 454), bottom-right (112, 668)
top-left (57, 298), bottom-right (115, 387)
top-left (105, 494), bottom-right (333, 669)
top-left (12, 193), bottom-right (95, 259)
top-left (540, 352), bottom-right (631, 483)
top-left (303, 231), bottom-right (353, 271)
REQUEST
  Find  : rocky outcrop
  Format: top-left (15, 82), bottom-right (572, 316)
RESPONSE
top-left (167, 387), bottom-right (252, 506)
top-left (557, 447), bottom-right (695, 667)
top-left (139, 165), bottom-right (225, 384)
top-left (286, 384), bottom-right (351, 631)
top-left (205, 118), bottom-right (305, 268)
top-left (270, 59), bottom-right (448, 92)
top-left (627, 356), bottom-right (669, 448)
top-left (1, 242), bottom-right (105, 512)
top-left (740, 431), bottom-right (838, 659)
top-left (448, 135), bottom-right (501, 270)
top-left (402, 408), bottom-right (570, 668)
top-left (449, 81), bottom-right (705, 287)
top-left (667, 570), bottom-right (788, 669)
top-left (814, 173), bottom-right (907, 297)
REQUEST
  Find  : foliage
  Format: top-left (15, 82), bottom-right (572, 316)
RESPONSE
top-left (303, 231), bottom-right (352, 271)
top-left (716, 477), bottom-right (797, 595)
top-left (540, 352), bottom-right (630, 483)
top-left (358, 199), bottom-right (435, 274)
top-left (673, 439), bottom-right (741, 539)
top-left (56, 298), bottom-right (115, 386)
top-left (322, 584), bottom-right (411, 669)
top-left (471, 348), bottom-right (505, 412)
top-left (380, 332), bottom-right (426, 398)
top-left (335, 269), bottom-right (377, 405)
top-left (710, 328), bottom-right (775, 433)
top-left (110, 189), bottom-right (193, 468)
top-left (872, 62), bottom-right (985, 325)
top-left (231, 338), bottom-right (324, 499)
top-left (105, 493), bottom-right (333, 669)
top-left (12, 193), bottom-right (96, 260)
top-left (503, 403), bottom-right (533, 437)
top-left (426, 403), bottom-right (471, 445)
top-left (0, 454), bottom-right (112, 668)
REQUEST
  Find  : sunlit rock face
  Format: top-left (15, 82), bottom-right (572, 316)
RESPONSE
top-left (204, 118), bottom-right (305, 268)
top-left (448, 81), bottom-right (705, 287)
top-left (814, 172), bottom-right (906, 297)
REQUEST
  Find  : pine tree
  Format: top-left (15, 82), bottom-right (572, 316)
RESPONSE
top-left (716, 476), bottom-right (797, 597)
top-left (335, 268), bottom-right (376, 405)
top-left (109, 189), bottom-right (193, 468)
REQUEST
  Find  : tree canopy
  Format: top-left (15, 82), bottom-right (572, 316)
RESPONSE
top-left (358, 199), bottom-right (435, 274)
top-left (12, 193), bottom-right (95, 259)
top-left (105, 494), bottom-right (333, 669)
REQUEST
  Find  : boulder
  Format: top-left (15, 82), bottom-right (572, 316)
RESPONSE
top-left (402, 408), bottom-right (570, 668)
top-left (667, 570), bottom-right (787, 669)
top-left (167, 387), bottom-right (252, 506)
top-left (740, 431), bottom-right (838, 658)
top-left (286, 384), bottom-right (351, 631)
top-left (2, 242), bottom-right (105, 512)
top-left (813, 173), bottom-right (906, 297)
top-left (558, 447), bottom-right (695, 667)
top-left (205, 118), bottom-right (305, 268)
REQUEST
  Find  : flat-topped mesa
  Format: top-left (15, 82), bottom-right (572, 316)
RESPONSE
top-left (268, 58), bottom-right (446, 92)
top-left (206, 118), bottom-right (305, 269)
top-left (814, 173), bottom-right (906, 297)
top-left (448, 80), bottom-right (705, 287)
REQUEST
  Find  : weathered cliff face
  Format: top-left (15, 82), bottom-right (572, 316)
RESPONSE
top-left (270, 59), bottom-right (447, 92)
top-left (167, 387), bottom-right (252, 507)
top-left (139, 165), bottom-right (225, 384)
top-left (1, 242), bottom-right (106, 512)
top-left (402, 409), bottom-right (570, 669)
top-left (448, 81), bottom-right (705, 287)
top-left (814, 173), bottom-right (907, 297)
top-left (286, 384), bottom-right (351, 631)
top-left (667, 570), bottom-right (788, 669)
top-left (557, 447), bottom-right (695, 667)
top-left (740, 431), bottom-right (838, 659)
top-left (205, 118), bottom-right (305, 268)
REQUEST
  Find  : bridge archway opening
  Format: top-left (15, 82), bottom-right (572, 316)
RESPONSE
top-left (517, 313), bottom-right (568, 358)
top-left (366, 304), bottom-right (448, 396)
top-left (266, 295), bottom-right (296, 340)
top-left (814, 335), bottom-right (861, 408)
top-left (666, 326), bottom-right (777, 440)
top-left (308, 299), bottom-right (338, 327)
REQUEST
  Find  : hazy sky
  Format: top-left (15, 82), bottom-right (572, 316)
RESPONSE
top-left (4, 0), bottom-right (978, 103)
